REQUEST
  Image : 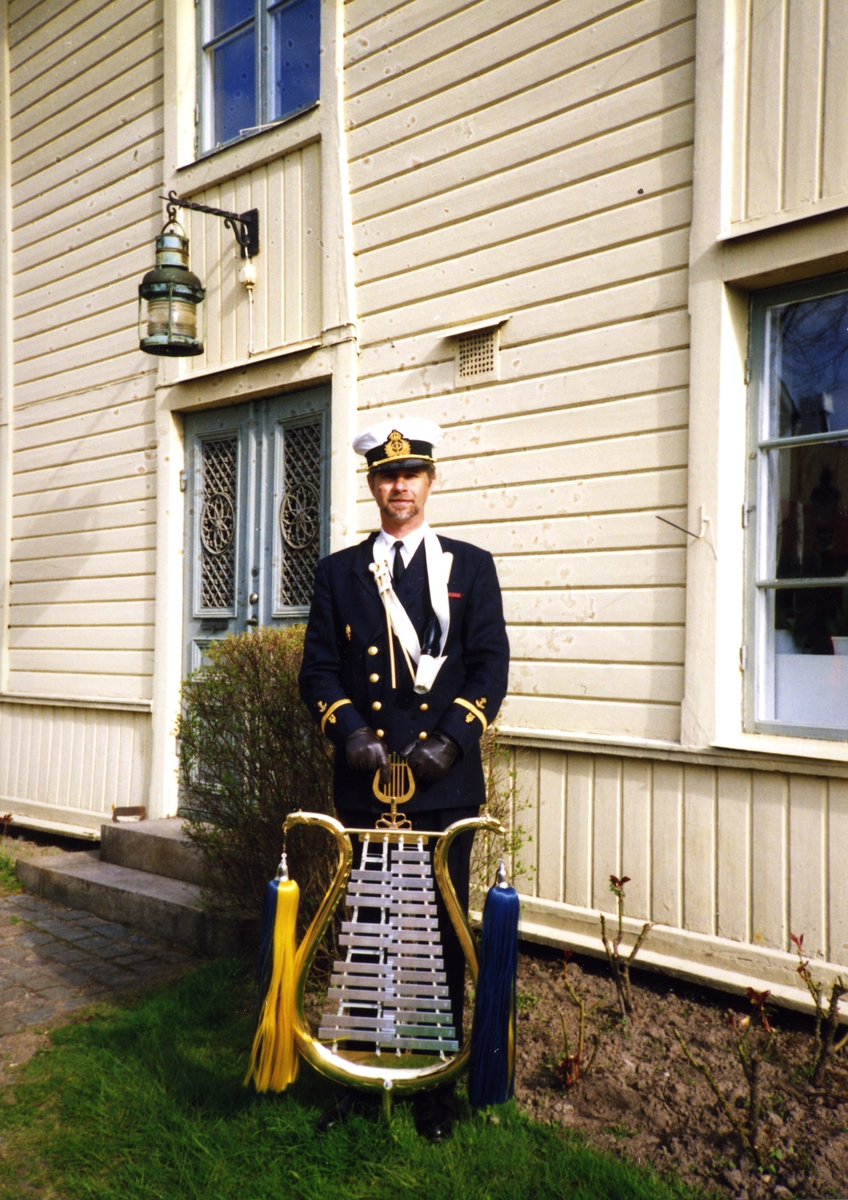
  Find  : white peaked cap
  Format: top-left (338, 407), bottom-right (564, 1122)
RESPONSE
top-left (352, 419), bottom-right (444, 469)
top-left (352, 418), bottom-right (444, 456)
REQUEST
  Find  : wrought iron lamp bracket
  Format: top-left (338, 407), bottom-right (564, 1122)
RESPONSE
top-left (162, 191), bottom-right (260, 258)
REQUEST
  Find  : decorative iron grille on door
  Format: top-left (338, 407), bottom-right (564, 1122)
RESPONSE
top-left (184, 391), bottom-right (329, 673)
top-left (280, 420), bottom-right (322, 607)
top-left (199, 437), bottom-right (238, 611)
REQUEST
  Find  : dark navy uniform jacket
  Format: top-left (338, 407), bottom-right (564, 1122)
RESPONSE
top-left (299, 531), bottom-right (510, 814)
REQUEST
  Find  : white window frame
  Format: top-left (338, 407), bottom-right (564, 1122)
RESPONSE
top-left (197, 0), bottom-right (320, 155)
top-left (746, 274), bottom-right (848, 741)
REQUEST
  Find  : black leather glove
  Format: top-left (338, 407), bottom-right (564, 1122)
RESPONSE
top-left (345, 726), bottom-right (390, 786)
top-left (402, 731), bottom-right (460, 786)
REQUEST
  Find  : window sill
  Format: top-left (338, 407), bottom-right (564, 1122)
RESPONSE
top-left (496, 725), bottom-right (848, 778)
top-left (719, 194), bottom-right (848, 242)
top-left (713, 727), bottom-right (848, 768)
top-left (176, 103), bottom-right (321, 196)
top-left (753, 720), bottom-right (848, 743)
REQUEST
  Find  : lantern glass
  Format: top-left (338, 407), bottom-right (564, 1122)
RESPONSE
top-left (138, 220), bottom-right (205, 357)
top-left (146, 296), bottom-right (198, 340)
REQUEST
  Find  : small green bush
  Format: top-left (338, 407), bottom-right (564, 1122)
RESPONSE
top-left (177, 625), bottom-right (335, 931)
top-left (471, 732), bottom-right (535, 902)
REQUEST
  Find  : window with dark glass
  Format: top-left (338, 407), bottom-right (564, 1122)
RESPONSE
top-left (200, 0), bottom-right (320, 152)
top-left (749, 277), bottom-right (848, 736)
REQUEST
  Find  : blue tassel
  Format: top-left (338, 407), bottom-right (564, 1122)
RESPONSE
top-left (468, 861), bottom-right (520, 1108)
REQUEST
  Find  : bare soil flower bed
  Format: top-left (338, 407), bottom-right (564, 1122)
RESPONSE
top-left (509, 942), bottom-right (848, 1200)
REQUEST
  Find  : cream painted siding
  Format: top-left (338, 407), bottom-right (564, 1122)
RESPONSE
top-left (0, 700), bottom-right (151, 834)
top-left (729, 0), bottom-right (848, 234)
top-left (511, 745), bottom-right (848, 994)
top-left (346, 0), bottom-right (694, 742)
top-left (180, 144), bottom-right (323, 374)
top-left (7, 0), bottom-right (163, 701)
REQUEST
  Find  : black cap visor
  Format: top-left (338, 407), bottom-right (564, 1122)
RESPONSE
top-left (368, 457), bottom-right (434, 475)
top-left (365, 437), bottom-right (436, 471)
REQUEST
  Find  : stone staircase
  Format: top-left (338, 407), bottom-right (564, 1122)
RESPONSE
top-left (17, 819), bottom-right (253, 957)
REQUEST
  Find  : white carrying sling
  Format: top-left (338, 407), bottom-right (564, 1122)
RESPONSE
top-left (369, 526), bottom-right (452, 694)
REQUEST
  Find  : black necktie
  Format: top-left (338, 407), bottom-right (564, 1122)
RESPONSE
top-left (393, 540), bottom-right (405, 588)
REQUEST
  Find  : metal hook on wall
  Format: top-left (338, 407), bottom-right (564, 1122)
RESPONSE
top-left (656, 506), bottom-right (718, 560)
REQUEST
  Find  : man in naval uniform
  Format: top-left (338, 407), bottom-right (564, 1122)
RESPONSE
top-left (299, 418), bottom-right (510, 1139)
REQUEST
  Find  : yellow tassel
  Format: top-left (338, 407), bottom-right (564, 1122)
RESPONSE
top-left (245, 877), bottom-right (300, 1092)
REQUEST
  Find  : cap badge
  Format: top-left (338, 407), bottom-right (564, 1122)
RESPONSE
top-left (384, 430), bottom-right (411, 459)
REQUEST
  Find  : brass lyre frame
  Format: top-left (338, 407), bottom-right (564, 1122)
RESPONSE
top-left (283, 810), bottom-right (506, 1096)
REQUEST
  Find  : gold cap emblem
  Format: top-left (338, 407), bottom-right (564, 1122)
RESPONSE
top-left (384, 430), bottom-right (411, 459)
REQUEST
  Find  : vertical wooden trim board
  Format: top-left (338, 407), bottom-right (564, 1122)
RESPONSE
top-left (177, 145), bottom-right (324, 376)
top-left (0, 701), bottom-right (151, 833)
top-left (729, 0), bottom-right (848, 234)
top-left (515, 747), bottom-right (848, 1009)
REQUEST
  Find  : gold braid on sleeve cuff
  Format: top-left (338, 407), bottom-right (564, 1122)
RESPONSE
top-left (320, 698), bottom-right (352, 734)
top-left (453, 697), bottom-right (488, 734)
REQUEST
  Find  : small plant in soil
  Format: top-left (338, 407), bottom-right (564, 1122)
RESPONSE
top-left (600, 873), bottom-right (653, 1018)
top-left (790, 931), bottom-right (848, 1086)
top-left (674, 986), bottom-right (776, 1169)
top-left (557, 950), bottom-right (604, 1089)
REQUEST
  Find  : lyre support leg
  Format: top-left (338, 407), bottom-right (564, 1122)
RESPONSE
top-left (381, 1080), bottom-right (394, 1122)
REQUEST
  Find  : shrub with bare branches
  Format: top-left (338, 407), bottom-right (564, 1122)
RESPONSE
top-left (177, 625), bottom-right (336, 942)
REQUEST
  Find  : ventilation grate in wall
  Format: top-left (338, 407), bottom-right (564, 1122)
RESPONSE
top-left (457, 327), bottom-right (497, 379)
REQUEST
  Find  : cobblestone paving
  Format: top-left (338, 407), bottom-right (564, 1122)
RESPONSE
top-left (0, 891), bottom-right (199, 1081)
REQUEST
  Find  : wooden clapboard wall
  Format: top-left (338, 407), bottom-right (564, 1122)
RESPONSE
top-left (0, 702), bottom-right (151, 833)
top-left (345, 0), bottom-right (695, 743)
top-left (7, 0), bottom-right (161, 701)
top-left (180, 145), bottom-right (323, 373)
top-left (0, 0), bottom-right (161, 827)
top-left (511, 746), bottom-right (848, 987)
top-left (729, 0), bottom-right (848, 235)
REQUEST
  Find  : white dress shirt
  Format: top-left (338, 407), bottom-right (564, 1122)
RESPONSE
top-left (375, 522), bottom-right (429, 570)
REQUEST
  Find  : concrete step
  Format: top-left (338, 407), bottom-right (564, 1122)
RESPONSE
top-left (17, 851), bottom-right (252, 958)
top-left (99, 818), bottom-right (207, 887)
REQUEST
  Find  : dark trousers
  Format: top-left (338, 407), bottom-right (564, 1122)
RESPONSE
top-left (335, 806), bottom-right (478, 1044)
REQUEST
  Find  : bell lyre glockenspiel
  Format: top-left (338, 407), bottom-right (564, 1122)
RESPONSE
top-left (281, 783), bottom-right (505, 1115)
top-left (318, 752), bottom-right (461, 1072)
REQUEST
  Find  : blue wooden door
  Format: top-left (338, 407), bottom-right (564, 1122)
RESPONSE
top-left (183, 388), bottom-right (329, 673)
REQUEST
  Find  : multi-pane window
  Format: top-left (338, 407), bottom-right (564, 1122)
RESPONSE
top-left (749, 277), bottom-right (848, 737)
top-left (199, 0), bottom-right (320, 152)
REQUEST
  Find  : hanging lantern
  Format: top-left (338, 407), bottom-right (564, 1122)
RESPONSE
top-left (138, 219), bottom-right (205, 356)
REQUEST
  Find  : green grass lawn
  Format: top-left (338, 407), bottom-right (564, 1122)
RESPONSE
top-left (0, 960), bottom-right (711, 1200)
top-left (0, 846), bottom-right (20, 897)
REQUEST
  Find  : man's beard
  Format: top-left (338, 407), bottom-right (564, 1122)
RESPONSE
top-left (383, 498), bottom-right (420, 520)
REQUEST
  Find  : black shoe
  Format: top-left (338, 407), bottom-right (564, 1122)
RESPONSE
top-left (316, 1088), bottom-right (358, 1133)
top-left (413, 1091), bottom-right (457, 1142)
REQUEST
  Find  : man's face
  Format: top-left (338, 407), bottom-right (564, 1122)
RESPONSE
top-left (368, 467), bottom-right (433, 527)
